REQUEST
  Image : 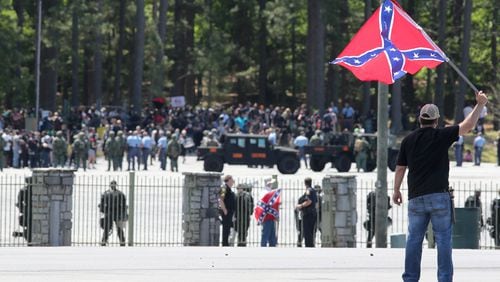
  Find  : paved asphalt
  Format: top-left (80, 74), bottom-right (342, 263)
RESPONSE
top-left (1, 247), bottom-right (500, 282)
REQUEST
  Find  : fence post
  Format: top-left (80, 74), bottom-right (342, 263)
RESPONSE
top-left (128, 171), bottom-right (135, 246)
top-left (321, 175), bottom-right (357, 247)
top-left (182, 172), bottom-right (222, 246)
top-left (30, 168), bottom-right (75, 246)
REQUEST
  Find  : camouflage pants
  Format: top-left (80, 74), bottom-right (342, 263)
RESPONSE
top-left (169, 157), bottom-right (178, 172)
top-left (53, 154), bottom-right (66, 168)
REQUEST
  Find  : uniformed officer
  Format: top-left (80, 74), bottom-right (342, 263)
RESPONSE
top-left (219, 175), bottom-right (236, 246)
top-left (72, 132), bottom-right (89, 171)
top-left (295, 177), bottom-right (318, 247)
top-left (157, 132), bottom-right (168, 171)
top-left (141, 131), bottom-right (155, 170)
top-left (52, 131), bottom-right (67, 168)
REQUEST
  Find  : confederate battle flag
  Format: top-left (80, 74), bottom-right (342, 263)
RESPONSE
top-left (254, 188), bottom-right (281, 224)
top-left (331, 0), bottom-right (448, 84)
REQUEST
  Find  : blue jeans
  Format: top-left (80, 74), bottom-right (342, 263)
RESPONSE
top-left (404, 192), bottom-right (453, 282)
top-left (474, 146), bottom-right (483, 165)
top-left (261, 220), bottom-right (277, 247)
top-left (454, 145), bottom-right (463, 166)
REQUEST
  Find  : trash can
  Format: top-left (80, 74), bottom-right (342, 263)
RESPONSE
top-left (453, 207), bottom-right (480, 249)
top-left (390, 233), bottom-right (406, 248)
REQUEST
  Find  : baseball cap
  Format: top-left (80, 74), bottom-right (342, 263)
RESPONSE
top-left (419, 104), bottom-right (440, 120)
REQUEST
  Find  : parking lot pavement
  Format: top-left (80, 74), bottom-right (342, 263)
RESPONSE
top-left (1, 247), bottom-right (499, 282)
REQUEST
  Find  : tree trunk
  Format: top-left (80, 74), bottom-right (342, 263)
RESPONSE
top-left (258, 0), bottom-right (269, 104)
top-left (10, 0), bottom-right (25, 108)
top-left (455, 0), bottom-right (471, 122)
top-left (112, 0), bottom-right (126, 106)
top-left (71, 0), bottom-right (80, 108)
top-left (171, 0), bottom-right (185, 99)
top-left (184, 0), bottom-right (196, 105)
top-left (132, 0), bottom-right (146, 111)
top-left (491, 0), bottom-right (498, 130)
top-left (306, 0), bottom-right (325, 113)
top-left (40, 0), bottom-right (60, 111)
top-left (434, 0), bottom-right (447, 126)
top-left (151, 0), bottom-right (168, 98)
top-left (93, 0), bottom-right (104, 109)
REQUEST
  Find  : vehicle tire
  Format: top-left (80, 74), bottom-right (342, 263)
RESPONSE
top-left (335, 154), bottom-right (352, 172)
top-left (310, 157), bottom-right (325, 172)
top-left (204, 156), bottom-right (224, 172)
top-left (277, 155), bottom-right (300, 174)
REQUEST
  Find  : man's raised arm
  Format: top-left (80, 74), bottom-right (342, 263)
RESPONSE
top-left (459, 91), bottom-right (488, 136)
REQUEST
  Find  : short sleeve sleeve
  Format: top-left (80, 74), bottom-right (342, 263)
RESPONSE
top-left (439, 125), bottom-right (459, 147)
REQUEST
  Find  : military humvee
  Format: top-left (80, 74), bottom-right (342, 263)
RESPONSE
top-left (197, 133), bottom-right (300, 174)
top-left (304, 132), bottom-right (398, 172)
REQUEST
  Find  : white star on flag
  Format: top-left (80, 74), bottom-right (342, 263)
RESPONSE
top-left (390, 48), bottom-right (397, 52)
top-left (384, 6), bottom-right (392, 13)
top-left (393, 57), bottom-right (400, 62)
top-left (354, 59), bottom-right (361, 64)
top-left (413, 52), bottom-right (419, 58)
top-left (430, 53), bottom-right (436, 57)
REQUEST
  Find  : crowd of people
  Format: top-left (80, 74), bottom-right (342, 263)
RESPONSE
top-left (0, 100), bottom-right (498, 172)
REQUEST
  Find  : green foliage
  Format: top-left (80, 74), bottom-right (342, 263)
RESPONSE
top-left (0, 0), bottom-right (496, 121)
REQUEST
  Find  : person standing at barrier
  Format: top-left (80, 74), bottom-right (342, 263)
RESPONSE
top-left (219, 175), bottom-right (236, 246)
top-left (235, 184), bottom-right (254, 247)
top-left (99, 180), bottom-right (128, 246)
top-left (363, 191), bottom-right (392, 248)
top-left (256, 177), bottom-right (280, 247)
top-left (486, 191), bottom-right (500, 247)
top-left (393, 90), bottom-right (488, 282)
top-left (295, 177), bottom-right (318, 247)
top-left (464, 190), bottom-right (484, 228)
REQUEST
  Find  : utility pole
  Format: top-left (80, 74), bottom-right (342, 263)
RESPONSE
top-left (35, 0), bottom-right (42, 130)
top-left (375, 0), bottom-right (389, 248)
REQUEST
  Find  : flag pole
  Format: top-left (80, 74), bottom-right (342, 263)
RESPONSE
top-left (446, 59), bottom-right (479, 93)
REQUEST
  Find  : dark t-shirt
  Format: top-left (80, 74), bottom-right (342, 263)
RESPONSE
top-left (302, 187), bottom-right (318, 215)
top-left (397, 125), bottom-right (459, 199)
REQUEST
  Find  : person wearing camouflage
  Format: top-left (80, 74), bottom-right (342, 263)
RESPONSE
top-left (116, 131), bottom-right (126, 170)
top-left (105, 131), bottom-right (121, 171)
top-left (166, 135), bottom-right (181, 172)
top-left (72, 132), bottom-right (89, 171)
top-left (52, 131), bottom-right (68, 168)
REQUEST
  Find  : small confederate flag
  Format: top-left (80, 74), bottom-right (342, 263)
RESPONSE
top-left (254, 188), bottom-right (281, 224)
top-left (331, 0), bottom-right (447, 84)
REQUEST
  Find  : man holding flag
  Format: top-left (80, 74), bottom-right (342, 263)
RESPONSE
top-left (255, 177), bottom-right (280, 247)
top-left (331, 0), bottom-right (490, 281)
